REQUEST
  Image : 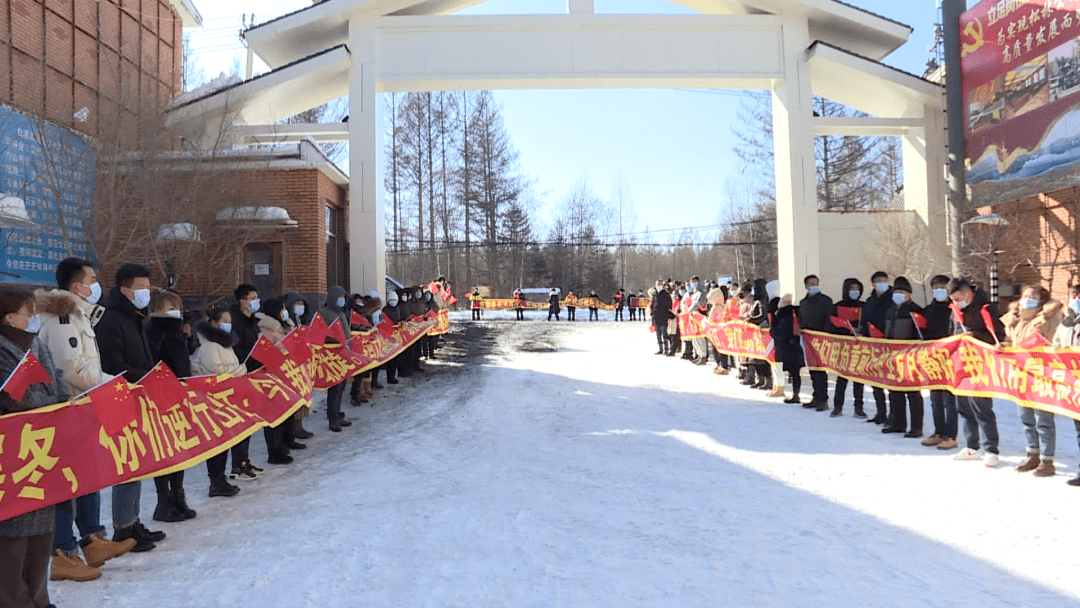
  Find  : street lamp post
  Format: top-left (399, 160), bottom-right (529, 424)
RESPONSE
top-left (962, 213), bottom-right (1010, 303)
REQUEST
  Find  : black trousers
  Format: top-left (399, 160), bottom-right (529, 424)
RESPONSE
top-left (0, 531), bottom-right (51, 608)
top-left (567, 307), bottom-right (575, 320)
top-left (809, 370), bottom-right (829, 403)
top-left (888, 390), bottom-right (924, 432)
top-left (615, 308), bottom-right (624, 321)
top-left (230, 437), bottom-right (250, 470)
top-left (207, 451), bottom-right (228, 479)
top-left (516, 308), bottom-right (524, 320)
top-left (833, 376), bottom-right (864, 409)
top-left (472, 308), bottom-right (481, 320)
top-left (326, 382), bottom-right (345, 423)
top-left (654, 322), bottom-right (668, 352)
top-left (872, 386), bottom-right (887, 419)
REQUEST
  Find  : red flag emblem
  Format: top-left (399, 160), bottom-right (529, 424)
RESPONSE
top-left (868, 325), bottom-right (884, 339)
top-left (89, 375), bottom-right (140, 436)
top-left (138, 361), bottom-right (188, 410)
top-left (327, 318), bottom-right (348, 344)
top-left (377, 316), bottom-right (395, 339)
top-left (307, 313), bottom-right (330, 345)
top-left (249, 335), bottom-right (287, 371)
top-left (910, 312), bottom-right (928, 330)
top-left (0, 350), bottom-right (52, 401)
top-left (1019, 331), bottom-right (1051, 349)
top-left (351, 310), bottom-right (372, 327)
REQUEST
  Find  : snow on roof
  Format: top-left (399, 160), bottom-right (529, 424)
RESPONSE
top-left (0, 195), bottom-right (34, 229)
top-left (157, 222), bottom-right (201, 243)
top-left (216, 206), bottom-right (297, 224)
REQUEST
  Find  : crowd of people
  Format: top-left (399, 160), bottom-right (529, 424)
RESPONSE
top-left (0, 257), bottom-right (450, 608)
top-left (645, 271), bottom-right (1080, 485)
top-left (463, 287), bottom-right (652, 322)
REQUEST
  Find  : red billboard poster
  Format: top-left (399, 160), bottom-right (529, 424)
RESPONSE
top-left (961, 1), bottom-right (1080, 206)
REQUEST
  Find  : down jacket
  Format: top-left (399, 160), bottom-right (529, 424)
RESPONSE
top-left (191, 322), bottom-right (245, 377)
top-left (35, 288), bottom-right (108, 394)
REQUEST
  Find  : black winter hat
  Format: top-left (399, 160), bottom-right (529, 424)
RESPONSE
top-left (892, 276), bottom-right (913, 293)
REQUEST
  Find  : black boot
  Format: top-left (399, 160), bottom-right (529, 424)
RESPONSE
top-left (208, 475), bottom-right (240, 498)
top-left (169, 472), bottom-right (196, 519)
top-left (113, 524), bottom-right (156, 552)
top-left (132, 520), bottom-right (166, 543)
top-left (152, 477), bottom-right (186, 523)
top-left (267, 448), bottom-right (294, 465)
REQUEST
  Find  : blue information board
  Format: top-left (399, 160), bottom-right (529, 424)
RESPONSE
top-left (0, 105), bottom-right (95, 286)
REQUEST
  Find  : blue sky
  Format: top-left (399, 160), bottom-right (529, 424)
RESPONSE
top-left (188, 0), bottom-right (954, 236)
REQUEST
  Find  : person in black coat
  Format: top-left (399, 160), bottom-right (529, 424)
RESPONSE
top-left (650, 282), bottom-right (672, 355)
top-left (830, 278), bottom-right (865, 418)
top-left (881, 277), bottom-right (925, 438)
top-left (745, 279), bottom-right (772, 390)
top-left (379, 291), bottom-right (404, 385)
top-left (547, 288), bottom-right (561, 321)
top-left (948, 277), bottom-right (1006, 464)
top-left (95, 263), bottom-right (166, 551)
top-left (771, 293), bottom-right (804, 404)
top-left (860, 270), bottom-right (893, 425)
top-left (225, 283), bottom-right (262, 473)
top-left (144, 290), bottom-right (197, 524)
top-left (922, 274), bottom-right (958, 449)
top-left (799, 274), bottom-right (833, 410)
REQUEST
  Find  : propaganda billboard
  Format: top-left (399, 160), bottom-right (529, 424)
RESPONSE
top-left (962, 0), bottom-right (1080, 206)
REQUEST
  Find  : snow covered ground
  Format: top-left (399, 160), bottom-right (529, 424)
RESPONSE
top-left (53, 310), bottom-right (1080, 607)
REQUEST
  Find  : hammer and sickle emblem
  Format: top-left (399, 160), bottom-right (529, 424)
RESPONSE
top-left (961, 18), bottom-right (985, 58)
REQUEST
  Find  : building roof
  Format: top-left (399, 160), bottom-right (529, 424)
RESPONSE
top-left (245, 0), bottom-right (911, 69)
top-left (168, 0), bottom-right (203, 27)
top-left (806, 41), bottom-right (942, 119)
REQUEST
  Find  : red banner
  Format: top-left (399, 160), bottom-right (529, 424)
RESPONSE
top-left (678, 311), bottom-right (707, 340)
top-left (0, 319), bottom-right (436, 522)
top-left (705, 321), bottom-right (776, 362)
top-left (429, 309), bottom-right (451, 336)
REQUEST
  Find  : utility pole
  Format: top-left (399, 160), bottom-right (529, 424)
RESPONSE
top-left (943, 0), bottom-right (967, 276)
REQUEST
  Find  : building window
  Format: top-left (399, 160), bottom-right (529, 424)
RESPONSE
top-left (326, 205), bottom-right (341, 288)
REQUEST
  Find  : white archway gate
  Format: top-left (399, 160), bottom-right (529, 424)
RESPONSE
top-left (169, 0), bottom-right (946, 298)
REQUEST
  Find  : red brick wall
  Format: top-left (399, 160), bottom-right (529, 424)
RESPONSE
top-left (2, 0), bottom-right (183, 135)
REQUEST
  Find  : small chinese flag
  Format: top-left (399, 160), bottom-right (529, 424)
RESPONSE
top-left (0, 350), bottom-right (52, 401)
top-left (249, 335), bottom-right (286, 371)
top-left (910, 312), bottom-right (928, 330)
top-left (949, 303), bottom-right (965, 326)
top-left (868, 324), bottom-right (884, 339)
top-left (830, 316), bottom-right (856, 335)
top-left (835, 306), bottom-right (861, 323)
top-left (138, 361), bottom-right (188, 410)
top-left (377, 315), bottom-right (395, 339)
top-left (447, 295), bottom-right (458, 305)
top-left (980, 305), bottom-right (1001, 346)
top-left (90, 375), bottom-right (140, 436)
top-left (1019, 331), bottom-right (1052, 349)
top-left (307, 312), bottom-right (330, 345)
top-left (326, 318), bottom-right (348, 345)
top-left (351, 310), bottom-right (372, 327)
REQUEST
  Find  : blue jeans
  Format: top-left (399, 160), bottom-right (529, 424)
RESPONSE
top-left (1018, 405), bottom-right (1055, 458)
top-left (958, 396), bottom-right (999, 454)
top-left (111, 481), bottom-right (142, 529)
top-left (53, 492), bottom-right (106, 553)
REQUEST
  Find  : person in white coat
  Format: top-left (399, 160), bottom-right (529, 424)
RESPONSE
top-left (36, 258), bottom-right (139, 573)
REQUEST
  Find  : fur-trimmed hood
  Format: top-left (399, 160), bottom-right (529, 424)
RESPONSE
top-left (35, 288), bottom-right (104, 326)
top-left (196, 321), bottom-right (236, 348)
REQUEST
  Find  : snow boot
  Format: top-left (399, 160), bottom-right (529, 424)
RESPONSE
top-left (853, 405), bottom-right (867, 419)
top-left (208, 475), bottom-right (240, 498)
top-left (49, 549), bottom-right (101, 582)
top-left (829, 406), bottom-right (843, 417)
top-left (171, 483), bottom-right (196, 520)
top-left (80, 531), bottom-right (136, 567)
top-left (152, 477), bottom-right (186, 523)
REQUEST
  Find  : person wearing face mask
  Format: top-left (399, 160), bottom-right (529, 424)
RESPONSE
top-left (771, 293), bottom-right (805, 404)
top-left (0, 287), bottom-right (69, 608)
top-left (1001, 284), bottom-right (1062, 477)
top-left (547, 288), bottom-right (561, 322)
top-left (378, 291), bottom-right (403, 386)
top-left (881, 277), bottom-right (925, 438)
top-left (470, 288), bottom-right (483, 320)
top-left (613, 288), bottom-right (626, 321)
top-left (192, 308), bottom-right (246, 494)
top-left (320, 286), bottom-right (354, 432)
top-left (860, 271), bottom-right (893, 425)
top-left (948, 277), bottom-right (1006, 468)
top-left (919, 275), bottom-right (959, 450)
top-left (564, 291), bottom-right (577, 321)
top-left (1053, 285), bottom-right (1080, 486)
top-left (588, 290), bottom-right (600, 321)
top-left (283, 293), bottom-right (314, 439)
top-left (144, 289), bottom-right (201, 524)
top-left (828, 278), bottom-right (866, 418)
top-left (37, 258), bottom-right (138, 576)
top-left (95, 263), bottom-right (168, 551)
top-left (799, 275), bottom-right (833, 411)
top-left (226, 284), bottom-right (264, 480)
top-left (256, 298), bottom-right (302, 462)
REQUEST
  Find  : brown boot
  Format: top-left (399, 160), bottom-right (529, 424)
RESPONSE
top-left (81, 531), bottom-right (136, 567)
top-left (1033, 459), bottom-right (1056, 477)
top-left (1016, 453), bottom-right (1040, 473)
top-left (50, 549), bottom-right (102, 582)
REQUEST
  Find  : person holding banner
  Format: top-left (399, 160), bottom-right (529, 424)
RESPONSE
top-left (588, 290), bottom-right (600, 322)
top-left (513, 289), bottom-right (525, 321)
top-left (799, 275), bottom-right (833, 411)
top-left (548, 288), bottom-right (561, 322)
top-left (257, 298), bottom-right (301, 462)
top-left (191, 308), bottom-right (247, 494)
top-left (860, 271), bottom-right (893, 425)
top-left (96, 263), bottom-right (168, 551)
top-left (145, 289), bottom-right (199, 522)
top-left (948, 277), bottom-right (1006, 468)
top-left (0, 287), bottom-right (68, 608)
top-left (1001, 285), bottom-right (1062, 477)
top-left (1053, 285), bottom-right (1080, 486)
top-left (378, 291), bottom-right (403, 386)
top-left (614, 289), bottom-right (626, 322)
top-left (881, 277), bottom-right (925, 438)
top-left (320, 286), bottom-right (354, 432)
top-left (284, 292), bottom-right (315, 438)
top-left (922, 275), bottom-right (959, 451)
top-left (37, 258), bottom-right (138, 578)
top-left (227, 284), bottom-right (265, 481)
top-left (771, 293), bottom-right (805, 404)
top-left (829, 278), bottom-right (866, 418)
top-left (470, 288), bottom-right (483, 321)
top-left (565, 291), bottom-right (577, 321)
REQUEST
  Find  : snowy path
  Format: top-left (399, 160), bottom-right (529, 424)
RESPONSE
top-left (53, 313), bottom-right (1080, 607)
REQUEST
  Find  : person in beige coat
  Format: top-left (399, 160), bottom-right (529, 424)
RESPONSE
top-left (191, 308), bottom-right (248, 495)
top-left (1002, 284), bottom-right (1063, 477)
top-left (256, 298), bottom-right (300, 463)
top-left (36, 258), bottom-right (137, 579)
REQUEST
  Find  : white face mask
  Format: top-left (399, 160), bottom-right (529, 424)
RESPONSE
top-left (892, 292), bottom-right (907, 305)
top-left (281, 310), bottom-right (289, 321)
top-left (1070, 299), bottom-right (1080, 315)
top-left (1020, 297), bottom-right (1040, 309)
top-left (849, 290), bottom-right (861, 300)
top-left (219, 322), bottom-right (233, 333)
top-left (336, 297), bottom-right (346, 308)
top-left (402, 294), bottom-right (409, 302)
top-left (248, 299), bottom-right (261, 313)
top-left (293, 304), bottom-right (305, 316)
top-left (132, 288), bottom-right (151, 310)
top-left (24, 314), bottom-right (42, 334)
top-left (808, 285), bottom-right (821, 295)
top-left (86, 281), bottom-right (102, 305)
top-left (933, 288), bottom-right (949, 302)
top-left (874, 282), bottom-right (889, 294)
top-left (388, 298), bottom-right (398, 306)
top-left (164, 309), bottom-right (183, 319)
